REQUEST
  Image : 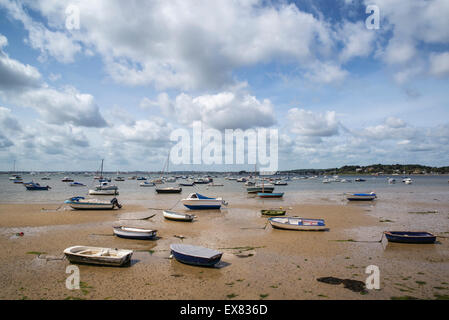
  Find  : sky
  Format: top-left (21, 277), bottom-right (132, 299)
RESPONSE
top-left (0, 0), bottom-right (449, 172)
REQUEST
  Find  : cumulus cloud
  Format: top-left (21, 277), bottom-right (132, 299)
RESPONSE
top-left (144, 90), bottom-right (276, 130)
top-left (429, 52), bottom-right (449, 77)
top-left (287, 108), bottom-right (340, 138)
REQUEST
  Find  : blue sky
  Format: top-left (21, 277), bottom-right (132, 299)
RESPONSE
top-left (0, 0), bottom-right (449, 172)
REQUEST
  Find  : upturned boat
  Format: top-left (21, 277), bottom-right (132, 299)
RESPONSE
top-left (384, 231), bottom-right (436, 244)
top-left (113, 226), bottom-right (157, 240)
top-left (163, 210), bottom-right (195, 222)
top-left (65, 197), bottom-right (121, 210)
top-left (346, 192), bottom-right (376, 201)
top-left (170, 244), bottom-right (222, 267)
top-left (268, 217), bottom-right (326, 231)
top-left (182, 193), bottom-right (226, 210)
top-left (63, 246), bottom-right (133, 266)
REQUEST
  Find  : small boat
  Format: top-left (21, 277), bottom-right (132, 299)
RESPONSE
top-left (140, 181), bottom-right (155, 187)
top-left (207, 182), bottom-right (223, 186)
top-left (261, 209), bottom-right (286, 216)
top-left (94, 181), bottom-right (118, 190)
top-left (274, 181), bottom-right (288, 185)
top-left (13, 179), bottom-right (23, 183)
top-left (182, 193), bottom-right (226, 210)
top-left (114, 176), bottom-right (125, 181)
top-left (69, 182), bottom-right (86, 187)
top-left (88, 189), bottom-right (119, 195)
top-left (236, 177), bottom-right (247, 182)
top-left (384, 231), bottom-right (436, 244)
top-left (65, 197), bottom-right (121, 210)
top-left (346, 192), bottom-right (376, 201)
top-left (61, 177), bottom-right (74, 182)
top-left (245, 181), bottom-right (255, 186)
top-left (9, 175), bottom-right (22, 181)
top-left (193, 178), bottom-right (209, 184)
top-left (156, 187), bottom-right (182, 194)
top-left (268, 217), bottom-right (326, 231)
top-left (163, 210), bottom-right (195, 222)
top-left (179, 182), bottom-right (194, 186)
top-left (355, 178), bottom-right (366, 182)
top-left (170, 244), bottom-right (222, 267)
top-left (113, 226), bottom-right (157, 240)
top-left (388, 178), bottom-right (396, 184)
top-left (41, 176), bottom-right (51, 180)
top-left (247, 184), bottom-right (275, 194)
top-left (258, 192), bottom-right (284, 198)
top-left (136, 177), bottom-right (147, 181)
top-left (403, 178), bottom-right (413, 184)
top-left (24, 182), bottom-right (51, 190)
top-left (63, 246), bottom-right (133, 267)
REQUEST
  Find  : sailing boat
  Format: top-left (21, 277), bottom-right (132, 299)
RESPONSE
top-left (9, 160), bottom-right (22, 182)
top-left (89, 159), bottom-right (119, 195)
top-left (246, 164), bottom-right (274, 194)
top-left (155, 151), bottom-right (181, 193)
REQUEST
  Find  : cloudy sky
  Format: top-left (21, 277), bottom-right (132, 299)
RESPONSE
top-left (0, 0), bottom-right (449, 172)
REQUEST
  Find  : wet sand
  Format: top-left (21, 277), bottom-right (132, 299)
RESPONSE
top-left (0, 198), bottom-right (448, 300)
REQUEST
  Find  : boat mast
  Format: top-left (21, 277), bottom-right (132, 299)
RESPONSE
top-left (100, 159), bottom-right (104, 179)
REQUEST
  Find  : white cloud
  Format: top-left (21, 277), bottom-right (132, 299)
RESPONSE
top-left (287, 108), bottom-right (340, 138)
top-left (429, 52), bottom-right (449, 77)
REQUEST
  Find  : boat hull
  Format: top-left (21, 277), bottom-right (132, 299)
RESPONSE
top-left (113, 227), bottom-right (157, 240)
top-left (88, 190), bottom-right (119, 195)
top-left (63, 246), bottom-right (132, 267)
top-left (261, 210), bottom-right (286, 216)
top-left (156, 188), bottom-right (182, 193)
top-left (269, 217), bottom-right (327, 231)
top-left (163, 210), bottom-right (194, 222)
top-left (170, 244), bottom-right (222, 267)
top-left (247, 187), bottom-right (274, 194)
top-left (384, 231), bottom-right (436, 244)
top-left (258, 193), bottom-right (284, 198)
top-left (346, 193), bottom-right (376, 201)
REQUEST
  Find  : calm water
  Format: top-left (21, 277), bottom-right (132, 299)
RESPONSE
top-left (1, 174), bottom-right (448, 206)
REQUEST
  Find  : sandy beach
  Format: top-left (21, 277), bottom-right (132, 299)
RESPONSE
top-left (1, 192), bottom-right (448, 300)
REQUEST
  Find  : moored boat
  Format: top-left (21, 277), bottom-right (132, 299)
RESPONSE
top-left (88, 188), bottom-right (119, 195)
top-left (156, 186), bottom-right (182, 193)
top-left (182, 193), bottom-right (226, 210)
top-left (384, 231), bottom-right (436, 244)
top-left (63, 246), bottom-right (133, 266)
top-left (69, 182), bottom-right (86, 187)
top-left (268, 217), bottom-right (326, 231)
top-left (261, 209), bottom-right (286, 216)
top-left (170, 244), bottom-right (223, 267)
top-left (346, 192), bottom-right (376, 201)
top-left (24, 182), bottom-right (51, 190)
top-left (113, 226), bottom-right (157, 240)
top-left (163, 210), bottom-right (195, 222)
top-left (65, 196), bottom-right (121, 210)
top-left (140, 181), bottom-right (155, 187)
top-left (258, 192), bottom-right (284, 198)
top-left (247, 184), bottom-right (275, 194)
top-left (61, 177), bottom-right (74, 182)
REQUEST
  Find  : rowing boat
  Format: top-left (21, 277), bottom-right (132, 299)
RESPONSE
top-left (268, 217), bottom-right (327, 231)
top-left (113, 226), bottom-right (157, 240)
top-left (163, 210), bottom-right (195, 222)
top-left (63, 246), bottom-right (133, 266)
top-left (384, 231), bottom-right (436, 244)
top-left (170, 244), bottom-right (222, 267)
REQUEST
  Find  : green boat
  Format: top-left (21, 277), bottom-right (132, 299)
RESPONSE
top-left (261, 209), bottom-right (286, 216)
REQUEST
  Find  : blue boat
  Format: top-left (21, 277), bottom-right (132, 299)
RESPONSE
top-left (346, 192), bottom-right (376, 201)
top-left (258, 192), bottom-right (284, 198)
top-left (69, 182), bottom-right (86, 187)
top-left (170, 244), bottom-right (223, 267)
top-left (24, 182), bottom-right (51, 190)
top-left (384, 231), bottom-right (436, 244)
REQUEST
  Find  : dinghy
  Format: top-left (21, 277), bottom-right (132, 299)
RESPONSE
top-left (63, 246), bottom-right (133, 267)
top-left (65, 197), bottom-right (121, 210)
top-left (384, 231), bottom-right (436, 244)
top-left (268, 217), bottom-right (326, 231)
top-left (155, 187), bottom-right (182, 194)
top-left (88, 189), bottom-right (119, 195)
top-left (182, 193), bottom-right (226, 210)
top-left (140, 181), bottom-right (155, 187)
top-left (24, 182), bottom-right (50, 190)
top-left (113, 226), bottom-right (157, 240)
top-left (261, 209), bottom-right (286, 216)
top-left (61, 177), bottom-right (74, 182)
top-left (258, 192), bottom-right (284, 198)
top-left (163, 210), bottom-right (195, 222)
top-left (170, 244), bottom-right (222, 267)
top-left (69, 182), bottom-right (86, 187)
top-left (346, 192), bottom-right (376, 201)
top-left (179, 182), bottom-right (194, 186)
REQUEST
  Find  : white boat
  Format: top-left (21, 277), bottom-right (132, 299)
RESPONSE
top-left (88, 189), bottom-right (119, 196)
top-left (115, 176), bottom-right (125, 181)
top-left (65, 197), bottom-right (121, 210)
top-left (163, 210), bottom-right (195, 222)
top-left (182, 193), bottom-right (226, 210)
top-left (388, 178), bottom-right (396, 184)
top-left (268, 217), bottom-right (327, 231)
top-left (346, 192), bottom-right (377, 201)
top-left (274, 181), bottom-right (288, 185)
top-left (94, 181), bottom-right (118, 190)
top-left (140, 181), bottom-right (155, 187)
top-left (113, 226), bottom-right (157, 240)
top-left (207, 182), bottom-right (224, 186)
top-left (63, 246), bottom-right (133, 266)
top-left (403, 178), bottom-right (413, 184)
